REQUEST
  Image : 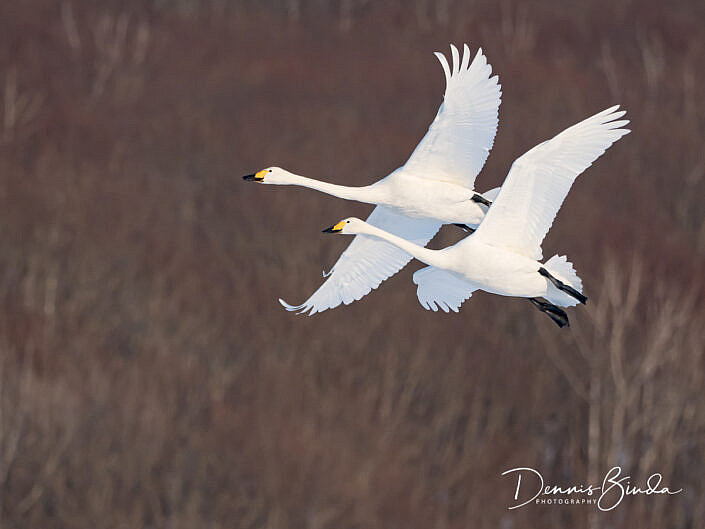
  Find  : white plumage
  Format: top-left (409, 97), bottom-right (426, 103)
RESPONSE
top-left (404, 45), bottom-right (501, 187)
top-left (323, 106), bottom-right (630, 326)
top-left (244, 43), bottom-right (503, 314)
top-left (414, 266), bottom-right (477, 313)
top-left (280, 207), bottom-right (441, 315)
top-left (473, 105), bottom-right (630, 260)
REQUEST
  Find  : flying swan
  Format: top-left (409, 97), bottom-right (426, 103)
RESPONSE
top-left (321, 106), bottom-right (630, 327)
top-left (243, 43), bottom-right (502, 314)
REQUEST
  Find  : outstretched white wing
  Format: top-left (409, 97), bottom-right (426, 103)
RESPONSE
top-left (402, 43), bottom-right (501, 189)
top-left (473, 106), bottom-right (630, 260)
top-left (280, 207), bottom-right (441, 315)
top-left (413, 266), bottom-right (477, 313)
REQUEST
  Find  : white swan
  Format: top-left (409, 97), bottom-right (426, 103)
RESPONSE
top-left (320, 106), bottom-right (630, 327)
top-left (243, 43), bottom-right (502, 314)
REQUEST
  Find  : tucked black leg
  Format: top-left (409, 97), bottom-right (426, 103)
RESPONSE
top-left (471, 193), bottom-right (492, 207)
top-left (538, 267), bottom-right (587, 305)
top-left (529, 297), bottom-right (570, 328)
top-left (453, 223), bottom-right (476, 233)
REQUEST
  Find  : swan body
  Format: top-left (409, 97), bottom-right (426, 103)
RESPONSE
top-left (244, 43), bottom-right (503, 314)
top-left (326, 219), bottom-right (574, 302)
top-left (322, 105), bottom-right (631, 326)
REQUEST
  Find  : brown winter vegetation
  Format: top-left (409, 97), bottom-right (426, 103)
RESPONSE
top-left (1, 1), bottom-right (705, 528)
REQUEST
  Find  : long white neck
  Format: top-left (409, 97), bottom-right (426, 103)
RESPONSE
top-left (357, 223), bottom-right (442, 268)
top-left (276, 171), bottom-right (380, 204)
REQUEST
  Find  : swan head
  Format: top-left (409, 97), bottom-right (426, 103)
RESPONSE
top-left (242, 166), bottom-right (290, 184)
top-left (322, 217), bottom-right (366, 235)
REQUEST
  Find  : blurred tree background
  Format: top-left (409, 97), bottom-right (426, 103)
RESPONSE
top-left (1, 1), bottom-right (704, 528)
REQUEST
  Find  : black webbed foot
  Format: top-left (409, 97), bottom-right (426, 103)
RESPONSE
top-left (529, 297), bottom-right (570, 328)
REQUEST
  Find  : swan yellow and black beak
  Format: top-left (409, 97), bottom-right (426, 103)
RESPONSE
top-left (322, 221), bottom-right (346, 233)
top-left (242, 169), bottom-right (267, 182)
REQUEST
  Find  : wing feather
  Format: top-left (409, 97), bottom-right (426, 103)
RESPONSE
top-left (280, 207), bottom-right (441, 315)
top-left (473, 106), bottom-right (630, 260)
top-left (413, 266), bottom-right (477, 313)
top-left (402, 44), bottom-right (502, 189)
